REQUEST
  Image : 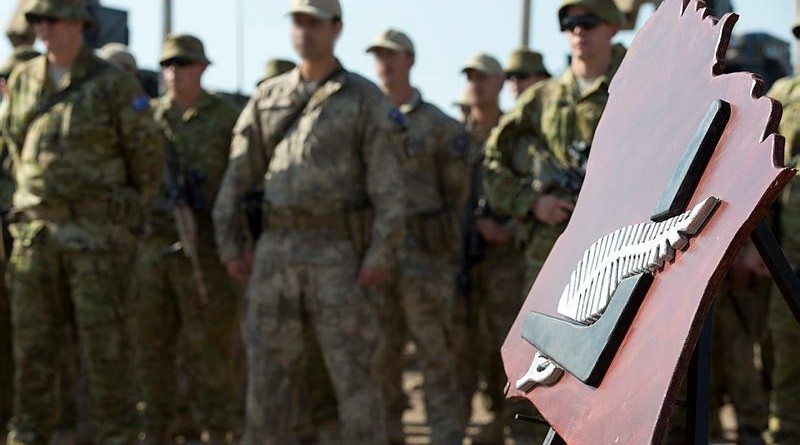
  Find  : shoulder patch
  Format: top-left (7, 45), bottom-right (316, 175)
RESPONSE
top-left (132, 94), bottom-right (151, 112)
top-left (388, 107), bottom-right (407, 131)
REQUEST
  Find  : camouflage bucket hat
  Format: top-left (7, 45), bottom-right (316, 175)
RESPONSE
top-left (160, 34), bottom-right (211, 65)
top-left (506, 48), bottom-right (550, 78)
top-left (0, 45), bottom-right (40, 78)
top-left (257, 59), bottom-right (296, 86)
top-left (558, 0), bottom-right (625, 29)
top-left (25, 0), bottom-right (92, 23)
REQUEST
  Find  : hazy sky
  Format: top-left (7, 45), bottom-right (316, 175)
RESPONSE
top-left (1, 0), bottom-right (796, 113)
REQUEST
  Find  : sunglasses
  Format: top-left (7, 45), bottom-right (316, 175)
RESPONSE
top-left (160, 58), bottom-right (195, 68)
top-left (506, 72), bottom-right (533, 81)
top-left (28, 15), bottom-right (61, 25)
top-left (560, 13), bottom-right (603, 32)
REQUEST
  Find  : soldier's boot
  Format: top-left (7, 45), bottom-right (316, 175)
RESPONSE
top-left (471, 417), bottom-right (506, 445)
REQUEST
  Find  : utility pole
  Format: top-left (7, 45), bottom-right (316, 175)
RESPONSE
top-left (521, 0), bottom-right (531, 48)
top-left (163, 0), bottom-right (172, 41)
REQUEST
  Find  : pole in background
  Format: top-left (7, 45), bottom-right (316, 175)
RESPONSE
top-left (521, 0), bottom-right (531, 48)
top-left (163, 0), bottom-right (172, 41)
top-left (236, 0), bottom-right (244, 94)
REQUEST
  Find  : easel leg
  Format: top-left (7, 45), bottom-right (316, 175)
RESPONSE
top-left (751, 220), bottom-right (800, 320)
top-left (686, 311), bottom-right (712, 445)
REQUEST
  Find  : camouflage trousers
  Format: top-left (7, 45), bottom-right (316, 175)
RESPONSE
top-left (130, 237), bottom-right (239, 436)
top-left (1, 261), bottom-right (11, 435)
top-left (711, 275), bottom-right (770, 441)
top-left (372, 252), bottom-right (467, 445)
top-left (6, 223), bottom-right (136, 445)
top-left (241, 233), bottom-right (386, 445)
top-left (454, 241), bottom-right (547, 441)
top-left (767, 283), bottom-right (800, 445)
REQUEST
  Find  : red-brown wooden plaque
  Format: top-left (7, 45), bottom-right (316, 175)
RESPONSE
top-left (501, 1), bottom-right (795, 444)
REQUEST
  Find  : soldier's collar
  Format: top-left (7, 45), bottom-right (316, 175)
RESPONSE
top-left (399, 88), bottom-right (422, 114)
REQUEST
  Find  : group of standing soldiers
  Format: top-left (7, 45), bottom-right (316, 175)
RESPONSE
top-left (1, 0), bottom-right (800, 444)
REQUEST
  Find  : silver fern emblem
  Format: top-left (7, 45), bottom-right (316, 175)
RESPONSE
top-left (557, 197), bottom-right (720, 325)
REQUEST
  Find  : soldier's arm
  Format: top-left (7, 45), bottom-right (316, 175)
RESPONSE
top-left (360, 93), bottom-right (406, 272)
top-left (484, 87), bottom-right (544, 219)
top-left (212, 95), bottom-right (268, 263)
top-left (113, 73), bottom-right (164, 212)
top-left (436, 116), bottom-right (471, 224)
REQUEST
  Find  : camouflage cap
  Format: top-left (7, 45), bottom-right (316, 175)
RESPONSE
top-left (0, 45), bottom-right (40, 78)
top-left (366, 29), bottom-right (415, 55)
top-left (558, 0), bottom-right (625, 28)
top-left (25, 0), bottom-right (92, 23)
top-left (289, 0), bottom-right (342, 20)
top-left (97, 42), bottom-right (138, 73)
top-left (505, 48), bottom-right (550, 78)
top-left (462, 53), bottom-right (504, 76)
top-left (257, 58), bottom-right (296, 86)
top-left (160, 34), bottom-right (211, 65)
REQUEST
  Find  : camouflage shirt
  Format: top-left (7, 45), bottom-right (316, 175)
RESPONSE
top-left (150, 91), bottom-right (239, 243)
top-left (484, 44), bottom-right (627, 219)
top-left (212, 63), bottom-right (406, 270)
top-left (0, 45), bottom-right (162, 250)
top-left (769, 76), bottom-right (800, 260)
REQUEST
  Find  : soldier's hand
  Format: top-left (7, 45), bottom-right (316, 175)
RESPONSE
top-left (225, 251), bottom-right (254, 285)
top-left (532, 195), bottom-right (575, 226)
top-left (476, 217), bottom-right (512, 244)
top-left (358, 267), bottom-right (389, 288)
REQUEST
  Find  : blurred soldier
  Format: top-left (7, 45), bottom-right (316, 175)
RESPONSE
top-left (129, 34), bottom-right (240, 445)
top-left (455, 52), bottom-right (535, 445)
top-left (212, 0), bottom-right (405, 444)
top-left (367, 28), bottom-right (470, 445)
top-left (97, 42), bottom-right (138, 76)
top-left (0, 43), bottom-right (39, 442)
top-left (0, 1), bottom-right (163, 445)
top-left (453, 91), bottom-right (471, 124)
top-left (484, 0), bottom-right (626, 440)
top-left (256, 59), bottom-right (296, 87)
top-left (765, 19), bottom-right (800, 445)
top-left (504, 47), bottom-right (551, 100)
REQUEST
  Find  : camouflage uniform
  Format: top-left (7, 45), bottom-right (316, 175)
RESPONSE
top-left (130, 90), bottom-right (240, 441)
top-left (0, 45), bottom-right (40, 438)
top-left (0, 42), bottom-right (162, 445)
top-left (212, 63), bottom-right (405, 445)
top-left (485, 43), bottom-right (627, 283)
top-left (370, 89), bottom-right (470, 445)
top-left (765, 75), bottom-right (800, 445)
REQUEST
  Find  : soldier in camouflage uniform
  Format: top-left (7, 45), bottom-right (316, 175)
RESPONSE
top-left (484, 1), bottom-right (625, 441)
top-left (505, 48), bottom-right (551, 100)
top-left (453, 52), bottom-right (534, 445)
top-left (129, 34), bottom-right (240, 445)
top-left (366, 29), bottom-right (470, 445)
top-left (257, 59), bottom-right (296, 87)
top-left (764, 19), bottom-right (800, 445)
top-left (0, 1), bottom-right (163, 445)
top-left (0, 44), bottom-right (40, 442)
top-left (212, 0), bottom-right (405, 444)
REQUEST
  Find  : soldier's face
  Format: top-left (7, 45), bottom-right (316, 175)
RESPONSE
top-left (466, 70), bottom-right (503, 107)
top-left (507, 73), bottom-right (549, 99)
top-left (162, 61), bottom-right (207, 96)
top-left (31, 17), bottom-right (83, 54)
top-left (372, 48), bottom-right (413, 89)
top-left (291, 14), bottom-right (342, 60)
top-left (563, 6), bottom-right (618, 61)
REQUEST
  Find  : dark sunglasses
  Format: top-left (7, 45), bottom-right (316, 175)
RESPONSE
top-left (28, 15), bottom-right (61, 25)
top-left (506, 72), bottom-right (533, 81)
top-left (160, 58), bottom-right (195, 68)
top-left (560, 13), bottom-right (603, 32)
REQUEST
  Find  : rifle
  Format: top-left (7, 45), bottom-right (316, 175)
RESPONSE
top-left (535, 141), bottom-right (590, 197)
top-left (162, 136), bottom-right (209, 306)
